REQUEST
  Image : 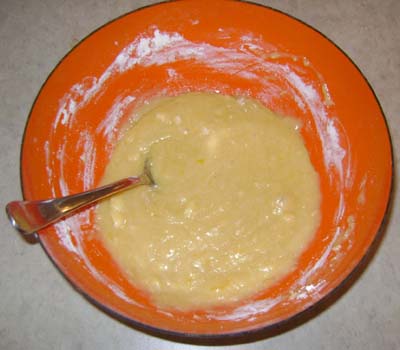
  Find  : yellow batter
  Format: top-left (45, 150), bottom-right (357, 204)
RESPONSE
top-left (96, 92), bottom-right (320, 310)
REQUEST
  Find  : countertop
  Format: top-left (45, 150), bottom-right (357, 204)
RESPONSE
top-left (0, 1), bottom-right (399, 349)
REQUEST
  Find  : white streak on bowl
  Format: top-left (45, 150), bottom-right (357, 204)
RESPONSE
top-left (77, 131), bottom-right (96, 191)
top-left (207, 297), bottom-right (282, 322)
top-left (97, 95), bottom-right (136, 145)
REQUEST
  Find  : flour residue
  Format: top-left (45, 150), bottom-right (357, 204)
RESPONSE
top-left (45, 27), bottom-right (354, 321)
top-left (357, 174), bottom-right (368, 205)
top-left (78, 131), bottom-right (96, 191)
top-left (97, 95), bottom-right (136, 145)
top-left (208, 297), bottom-right (282, 322)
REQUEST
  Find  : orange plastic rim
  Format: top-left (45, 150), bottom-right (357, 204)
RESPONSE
top-left (21, 0), bottom-right (392, 338)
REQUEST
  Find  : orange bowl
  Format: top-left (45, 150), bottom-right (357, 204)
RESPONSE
top-left (21, 0), bottom-right (392, 339)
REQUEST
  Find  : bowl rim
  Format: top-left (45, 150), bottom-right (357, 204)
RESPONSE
top-left (19, 0), bottom-right (394, 342)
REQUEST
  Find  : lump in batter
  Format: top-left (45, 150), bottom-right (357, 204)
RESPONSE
top-left (96, 92), bottom-right (321, 311)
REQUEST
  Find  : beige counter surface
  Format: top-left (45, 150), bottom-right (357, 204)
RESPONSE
top-left (0, 1), bottom-right (398, 349)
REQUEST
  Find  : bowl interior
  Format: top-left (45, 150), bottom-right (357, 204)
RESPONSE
top-left (21, 0), bottom-right (392, 336)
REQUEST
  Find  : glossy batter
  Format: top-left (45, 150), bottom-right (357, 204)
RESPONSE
top-left (96, 92), bottom-right (320, 310)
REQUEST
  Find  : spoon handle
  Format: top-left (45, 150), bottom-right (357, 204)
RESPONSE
top-left (6, 176), bottom-right (148, 236)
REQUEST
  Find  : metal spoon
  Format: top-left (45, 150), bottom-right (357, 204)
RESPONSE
top-left (5, 162), bottom-right (154, 236)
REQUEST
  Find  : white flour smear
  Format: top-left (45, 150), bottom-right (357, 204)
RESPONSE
top-left (208, 297), bottom-right (282, 322)
top-left (45, 27), bottom-right (353, 320)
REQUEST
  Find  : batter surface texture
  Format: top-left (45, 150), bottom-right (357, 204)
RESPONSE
top-left (96, 92), bottom-right (321, 310)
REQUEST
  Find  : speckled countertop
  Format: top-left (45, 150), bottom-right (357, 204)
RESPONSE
top-left (0, 1), bottom-right (399, 349)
